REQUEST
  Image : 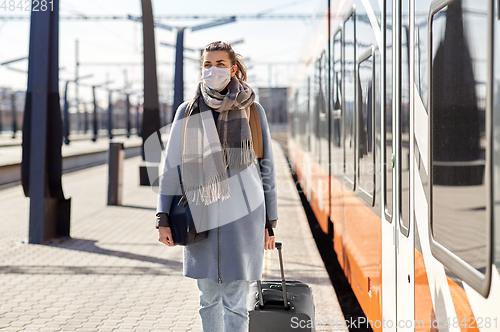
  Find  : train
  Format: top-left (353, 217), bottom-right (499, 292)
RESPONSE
top-left (287, 0), bottom-right (500, 330)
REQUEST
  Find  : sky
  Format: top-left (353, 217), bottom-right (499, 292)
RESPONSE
top-left (0, 0), bottom-right (325, 107)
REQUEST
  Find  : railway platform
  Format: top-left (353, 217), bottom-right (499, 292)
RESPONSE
top-left (0, 139), bottom-right (347, 332)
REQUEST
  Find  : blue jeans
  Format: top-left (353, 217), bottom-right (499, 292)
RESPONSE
top-left (197, 279), bottom-right (250, 332)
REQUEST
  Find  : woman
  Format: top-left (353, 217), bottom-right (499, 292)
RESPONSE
top-left (155, 41), bottom-right (278, 332)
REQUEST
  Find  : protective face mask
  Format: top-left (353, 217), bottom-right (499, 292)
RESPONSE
top-left (201, 65), bottom-right (233, 92)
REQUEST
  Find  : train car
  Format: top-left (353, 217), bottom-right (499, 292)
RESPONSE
top-left (287, 0), bottom-right (500, 330)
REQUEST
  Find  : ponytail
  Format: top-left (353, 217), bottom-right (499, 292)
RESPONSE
top-left (234, 56), bottom-right (247, 82)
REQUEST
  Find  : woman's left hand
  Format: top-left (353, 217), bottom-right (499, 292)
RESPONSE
top-left (265, 228), bottom-right (275, 250)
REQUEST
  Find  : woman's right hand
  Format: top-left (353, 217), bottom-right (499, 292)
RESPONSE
top-left (158, 227), bottom-right (176, 247)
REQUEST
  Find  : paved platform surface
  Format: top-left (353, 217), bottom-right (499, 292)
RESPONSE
top-left (0, 140), bottom-right (346, 331)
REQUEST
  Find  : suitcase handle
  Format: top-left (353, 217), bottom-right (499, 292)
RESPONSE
top-left (257, 242), bottom-right (289, 310)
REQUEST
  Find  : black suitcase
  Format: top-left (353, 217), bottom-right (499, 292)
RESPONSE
top-left (248, 242), bottom-right (316, 331)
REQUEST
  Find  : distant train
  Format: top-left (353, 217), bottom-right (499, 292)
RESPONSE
top-left (287, 0), bottom-right (500, 330)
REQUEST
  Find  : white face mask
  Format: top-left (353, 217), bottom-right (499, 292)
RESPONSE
top-left (201, 65), bottom-right (233, 92)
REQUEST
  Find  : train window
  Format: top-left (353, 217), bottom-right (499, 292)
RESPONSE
top-left (320, 50), bottom-right (329, 176)
top-left (307, 76), bottom-right (311, 153)
top-left (399, 0), bottom-right (410, 236)
top-left (357, 46), bottom-right (376, 205)
top-left (303, 83), bottom-right (308, 150)
top-left (332, 28), bottom-right (342, 150)
top-left (343, 6), bottom-right (356, 190)
top-left (314, 57), bottom-right (321, 163)
top-left (331, 26), bottom-right (343, 200)
top-left (320, 51), bottom-right (328, 118)
top-left (415, 1), bottom-right (430, 111)
top-left (384, 0), bottom-right (393, 221)
top-left (429, 0), bottom-right (492, 297)
top-left (291, 92), bottom-right (297, 139)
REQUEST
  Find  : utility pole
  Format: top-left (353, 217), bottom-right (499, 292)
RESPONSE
top-left (83, 102), bottom-right (89, 133)
top-left (107, 89), bottom-right (113, 140)
top-left (62, 73), bottom-right (93, 145)
top-left (104, 72), bottom-right (113, 140)
top-left (92, 85), bottom-right (98, 142)
top-left (75, 39), bottom-right (80, 132)
top-left (126, 94), bottom-right (131, 138)
top-left (91, 78), bottom-right (112, 142)
top-left (63, 81), bottom-right (70, 145)
top-left (124, 69), bottom-right (131, 138)
top-left (136, 100), bottom-right (141, 137)
top-left (11, 92), bottom-right (17, 138)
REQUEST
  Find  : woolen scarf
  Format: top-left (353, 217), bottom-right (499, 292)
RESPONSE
top-left (181, 76), bottom-right (257, 205)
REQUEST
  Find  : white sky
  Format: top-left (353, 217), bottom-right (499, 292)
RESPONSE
top-left (0, 0), bottom-right (325, 106)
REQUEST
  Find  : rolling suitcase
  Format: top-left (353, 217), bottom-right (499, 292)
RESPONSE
top-left (248, 242), bottom-right (316, 331)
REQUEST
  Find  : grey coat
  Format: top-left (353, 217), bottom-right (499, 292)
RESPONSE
top-left (156, 101), bottom-right (278, 284)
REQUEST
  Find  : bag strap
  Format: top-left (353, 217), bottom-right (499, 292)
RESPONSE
top-left (249, 103), bottom-right (264, 160)
top-left (176, 165), bottom-right (185, 194)
top-left (176, 165), bottom-right (189, 206)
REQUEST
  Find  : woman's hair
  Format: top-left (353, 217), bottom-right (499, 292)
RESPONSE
top-left (202, 41), bottom-right (247, 81)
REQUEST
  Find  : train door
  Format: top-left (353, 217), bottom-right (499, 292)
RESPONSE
top-left (382, 0), bottom-right (415, 330)
top-left (394, 0), bottom-right (415, 329)
top-left (381, 0), bottom-right (397, 328)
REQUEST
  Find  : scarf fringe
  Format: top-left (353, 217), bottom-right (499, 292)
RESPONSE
top-left (184, 172), bottom-right (231, 206)
top-left (222, 140), bottom-right (257, 169)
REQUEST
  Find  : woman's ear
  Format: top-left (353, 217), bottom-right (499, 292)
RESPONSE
top-left (230, 64), bottom-right (238, 78)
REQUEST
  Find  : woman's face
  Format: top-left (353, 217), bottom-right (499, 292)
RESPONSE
top-left (203, 50), bottom-right (238, 78)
